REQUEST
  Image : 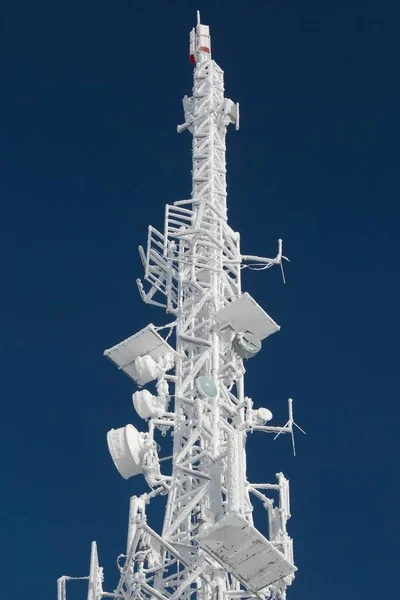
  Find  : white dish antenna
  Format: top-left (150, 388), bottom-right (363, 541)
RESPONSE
top-left (196, 375), bottom-right (218, 399)
top-left (133, 389), bottom-right (159, 420)
top-left (253, 407), bottom-right (273, 423)
top-left (107, 425), bottom-right (145, 479)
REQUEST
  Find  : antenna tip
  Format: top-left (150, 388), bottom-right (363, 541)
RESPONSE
top-left (197, 10), bottom-right (201, 25)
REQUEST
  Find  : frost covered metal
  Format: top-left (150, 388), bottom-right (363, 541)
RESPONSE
top-left (58, 12), bottom-right (302, 600)
top-left (198, 514), bottom-right (295, 591)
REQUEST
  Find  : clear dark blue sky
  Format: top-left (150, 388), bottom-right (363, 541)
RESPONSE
top-left (1, 1), bottom-right (399, 598)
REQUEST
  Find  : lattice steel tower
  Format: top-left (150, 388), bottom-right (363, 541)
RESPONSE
top-left (58, 13), bottom-right (302, 600)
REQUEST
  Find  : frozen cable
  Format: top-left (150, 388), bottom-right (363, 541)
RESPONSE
top-left (154, 321), bottom-right (177, 333)
top-left (241, 263), bottom-right (273, 271)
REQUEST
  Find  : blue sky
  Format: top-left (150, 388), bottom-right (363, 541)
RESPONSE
top-left (1, 1), bottom-right (399, 599)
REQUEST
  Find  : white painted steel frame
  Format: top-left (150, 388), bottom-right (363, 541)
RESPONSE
top-left (58, 13), bottom-right (297, 600)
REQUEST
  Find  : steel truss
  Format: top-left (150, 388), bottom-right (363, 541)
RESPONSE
top-left (58, 13), bottom-right (299, 600)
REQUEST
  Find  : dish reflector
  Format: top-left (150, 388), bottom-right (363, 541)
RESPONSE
top-left (233, 331), bottom-right (262, 359)
top-left (132, 355), bottom-right (157, 386)
top-left (198, 513), bottom-right (296, 591)
top-left (196, 375), bottom-right (218, 399)
top-left (254, 407), bottom-right (273, 423)
top-left (215, 293), bottom-right (280, 340)
top-left (104, 324), bottom-right (177, 386)
top-left (107, 425), bottom-right (145, 479)
top-left (133, 389), bottom-right (158, 420)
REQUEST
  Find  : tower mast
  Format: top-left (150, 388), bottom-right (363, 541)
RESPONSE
top-left (58, 14), bottom-right (299, 600)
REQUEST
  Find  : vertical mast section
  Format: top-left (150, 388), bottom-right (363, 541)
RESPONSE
top-left (163, 14), bottom-right (243, 544)
top-left (57, 14), bottom-right (300, 600)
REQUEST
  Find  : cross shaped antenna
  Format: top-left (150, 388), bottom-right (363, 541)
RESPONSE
top-left (273, 398), bottom-right (306, 456)
top-left (277, 238), bottom-right (290, 284)
top-left (280, 253), bottom-right (290, 284)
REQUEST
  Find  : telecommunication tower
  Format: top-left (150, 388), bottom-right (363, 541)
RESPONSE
top-left (58, 13), bottom-right (303, 600)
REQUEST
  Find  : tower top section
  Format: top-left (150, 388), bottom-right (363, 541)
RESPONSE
top-left (189, 11), bottom-right (211, 64)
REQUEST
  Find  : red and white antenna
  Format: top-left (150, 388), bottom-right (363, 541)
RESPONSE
top-left (189, 11), bottom-right (211, 64)
top-left (58, 14), bottom-right (299, 600)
